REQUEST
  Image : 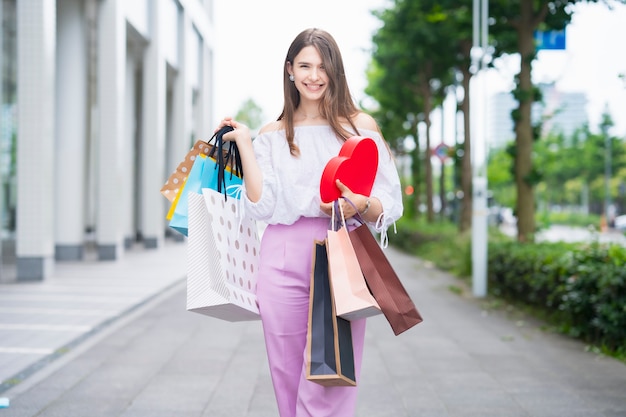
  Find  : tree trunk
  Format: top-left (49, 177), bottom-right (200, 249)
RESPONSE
top-left (439, 106), bottom-right (446, 219)
top-left (411, 118), bottom-right (422, 218)
top-left (459, 66), bottom-right (472, 232)
top-left (440, 162), bottom-right (446, 219)
top-left (514, 0), bottom-right (537, 242)
top-left (423, 86), bottom-right (435, 223)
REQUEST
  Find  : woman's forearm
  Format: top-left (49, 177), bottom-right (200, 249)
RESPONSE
top-left (237, 139), bottom-right (263, 202)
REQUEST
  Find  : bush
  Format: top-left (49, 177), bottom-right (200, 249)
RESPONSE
top-left (537, 210), bottom-right (602, 229)
top-left (488, 241), bottom-right (626, 355)
top-left (393, 220), bottom-right (626, 358)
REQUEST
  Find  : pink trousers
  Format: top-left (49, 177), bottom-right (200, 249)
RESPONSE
top-left (256, 217), bottom-right (366, 417)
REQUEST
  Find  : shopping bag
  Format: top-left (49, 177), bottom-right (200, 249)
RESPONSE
top-left (326, 203), bottom-right (381, 321)
top-left (205, 126), bottom-right (243, 197)
top-left (166, 176), bottom-right (187, 221)
top-left (161, 140), bottom-right (214, 202)
top-left (305, 240), bottom-right (356, 387)
top-left (165, 126), bottom-right (242, 236)
top-left (201, 155), bottom-right (243, 200)
top-left (185, 190), bottom-right (260, 321)
top-left (161, 126), bottom-right (238, 203)
top-left (348, 222), bottom-right (423, 336)
top-left (169, 154), bottom-right (208, 236)
top-left (168, 137), bottom-right (243, 236)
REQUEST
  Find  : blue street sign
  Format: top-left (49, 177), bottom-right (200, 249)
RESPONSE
top-left (534, 29), bottom-right (566, 50)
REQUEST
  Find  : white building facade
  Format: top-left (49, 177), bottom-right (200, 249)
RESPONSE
top-left (1, 0), bottom-right (215, 281)
top-left (488, 83), bottom-right (588, 150)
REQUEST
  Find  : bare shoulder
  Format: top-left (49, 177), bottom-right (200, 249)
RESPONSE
top-left (352, 111), bottom-right (380, 133)
top-left (258, 120), bottom-right (284, 134)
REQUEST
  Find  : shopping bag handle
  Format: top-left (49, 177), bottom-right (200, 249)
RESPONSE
top-left (331, 199), bottom-right (352, 232)
top-left (334, 197), bottom-right (366, 227)
top-left (341, 196), bottom-right (395, 248)
top-left (207, 125), bottom-right (244, 199)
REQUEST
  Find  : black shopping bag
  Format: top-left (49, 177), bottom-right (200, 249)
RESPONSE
top-left (305, 240), bottom-right (356, 387)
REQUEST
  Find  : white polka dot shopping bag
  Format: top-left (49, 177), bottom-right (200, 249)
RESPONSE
top-left (186, 189), bottom-right (260, 321)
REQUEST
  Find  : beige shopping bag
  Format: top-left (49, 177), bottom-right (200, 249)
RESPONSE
top-left (326, 203), bottom-right (381, 321)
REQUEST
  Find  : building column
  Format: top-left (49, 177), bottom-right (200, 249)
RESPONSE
top-left (15, 0), bottom-right (56, 281)
top-left (96, 0), bottom-right (126, 260)
top-left (0, 1), bottom-right (4, 281)
top-left (173, 10), bottom-right (191, 157)
top-left (123, 52), bottom-right (138, 249)
top-left (166, 8), bottom-right (190, 241)
top-left (55, 0), bottom-right (87, 261)
top-left (162, 8), bottom-right (190, 244)
top-left (140, 0), bottom-right (167, 248)
top-left (196, 41), bottom-right (214, 142)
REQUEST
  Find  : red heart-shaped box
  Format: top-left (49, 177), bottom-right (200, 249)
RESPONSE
top-left (320, 136), bottom-right (379, 203)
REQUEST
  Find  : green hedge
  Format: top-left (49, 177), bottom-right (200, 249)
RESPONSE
top-left (392, 217), bottom-right (626, 357)
top-left (488, 241), bottom-right (626, 355)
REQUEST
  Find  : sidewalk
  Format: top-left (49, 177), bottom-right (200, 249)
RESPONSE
top-left (1, 241), bottom-right (626, 416)
top-left (0, 240), bottom-right (187, 393)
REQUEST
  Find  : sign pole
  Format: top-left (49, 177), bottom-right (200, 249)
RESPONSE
top-left (471, 0), bottom-right (489, 297)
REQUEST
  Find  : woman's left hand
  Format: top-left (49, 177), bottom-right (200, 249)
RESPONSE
top-left (319, 179), bottom-right (369, 219)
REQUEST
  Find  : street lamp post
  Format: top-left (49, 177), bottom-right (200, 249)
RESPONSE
top-left (471, 0), bottom-right (489, 297)
top-left (603, 121), bottom-right (612, 226)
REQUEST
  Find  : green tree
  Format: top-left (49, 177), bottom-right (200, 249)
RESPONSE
top-left (368, 0), bottom-right (466, 223)
top-left (487, 143), bottom-right (516, 209)
top-left (488, 0), bottom-right (625, 241)
top-left (234, 98), bottom-right (264, 132)
top-left (516, 106), bottom-right (626, 221)
top-left (365, 36), bottom-right (424, 217)
top-left (367, 0), bottom-right (626, 237)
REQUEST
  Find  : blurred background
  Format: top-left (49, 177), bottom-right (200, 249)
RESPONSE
top-left (2, 0), bottom-right (626, 285)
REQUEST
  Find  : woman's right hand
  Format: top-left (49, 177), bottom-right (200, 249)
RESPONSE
top-left (215, 117), bottom-right (262, 202)
top-left (217, 117), bottom-right (252, 146)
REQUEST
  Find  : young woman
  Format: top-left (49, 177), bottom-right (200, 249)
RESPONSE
top-left (218, 28), bottom-right (403, 417)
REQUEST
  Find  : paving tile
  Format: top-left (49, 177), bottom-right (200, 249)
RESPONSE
top-left (0, 243), bottom-right (625, 417)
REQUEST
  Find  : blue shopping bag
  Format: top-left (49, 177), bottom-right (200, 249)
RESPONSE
top-left (201, 155), bottom-right (243, 200)
top-left (169, 155), bottom-right (243, 236)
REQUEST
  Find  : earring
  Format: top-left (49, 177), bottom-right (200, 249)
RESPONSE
top-left (289, 74), bottom-right (295, 82)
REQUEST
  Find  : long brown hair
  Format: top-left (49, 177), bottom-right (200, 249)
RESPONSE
top-left (278, 28), bottom-right (360, 156)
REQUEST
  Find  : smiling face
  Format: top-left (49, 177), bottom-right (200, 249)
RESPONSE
top-left (287, 46), bottom-right (328, 104)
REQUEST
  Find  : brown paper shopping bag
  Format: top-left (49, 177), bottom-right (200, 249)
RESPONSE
top-left (348, 223), bottom-right (423, 335)
top-left (161, 140), bottom-right (214, 203)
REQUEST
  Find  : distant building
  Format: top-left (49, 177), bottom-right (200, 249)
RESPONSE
top-left (489, 92), bottom-right (517, 149)
top-left (488, 83), bottom-right (588, 149)
top-left (1, 0), bottom-right (215, 281)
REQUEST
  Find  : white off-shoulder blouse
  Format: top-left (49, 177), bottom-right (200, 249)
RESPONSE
top-left (242, 125), bottom-right (403, 232)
